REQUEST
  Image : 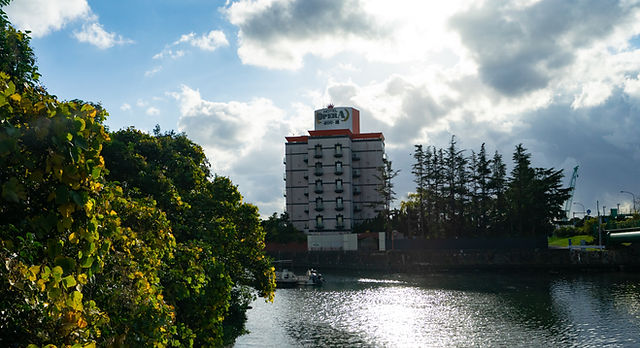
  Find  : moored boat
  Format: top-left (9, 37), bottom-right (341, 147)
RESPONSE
top-left (274, 260), bottom-right (324, 287)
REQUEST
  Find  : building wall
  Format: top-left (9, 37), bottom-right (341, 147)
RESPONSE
top-left (352, 139), bottom-right (384, 225)
top-left (285, 132), bottom-right (384, 235)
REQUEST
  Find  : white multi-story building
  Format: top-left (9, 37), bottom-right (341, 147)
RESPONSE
top-left (284, 106), bottom-right (385, 237)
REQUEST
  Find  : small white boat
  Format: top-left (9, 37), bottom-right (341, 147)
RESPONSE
top-left (274, 261), bottom-right (324, 287)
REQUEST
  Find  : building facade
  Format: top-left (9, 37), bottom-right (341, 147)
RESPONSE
top-left (284, 106), bottom-right (385, 236)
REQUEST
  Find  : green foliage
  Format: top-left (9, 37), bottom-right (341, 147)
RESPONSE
top-left (0, 69), bottom-right (115, 345)
top-left (262, 212), bottom-right (306, 243)
top-left (102, 127), bottom-right (275, 345)
top-left (548, 234), bottom-right (594, 248)
top-left (554, 225), bottom-right (578, 238)
top-left (0, 2), bottom-right (41, 90)
top-left (403, 139), bottom-right (571, 239)
top-left (352, 213), bottom-right (386, 234)
top-left (0, 18), bottom-right (274, 347)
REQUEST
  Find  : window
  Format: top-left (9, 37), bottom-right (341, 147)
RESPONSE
top-left (316, 215), bottom-right (324, 229)
top-left (335, 179), bottom-right (343, 192)
top-left (353, 169), bottom-right (360, 177)
top-left (334, 143), bottom-right (343, 157)
top-left (314, 144), bottom-right (322, 158)
top-left (315, 180), bottom-right (323, 193)
top-left (336, 197), bottom-right (344, 211)
top-left (303, 154), bottom-right (308, 162)
top-left (353, 186), bottom-right (361, 195)
top-left (315, 162), bottom-right (323, 176)
top-left (315, 197), bottom-right (324, 211)
top-left (336, 214), bottom-right (344, 229)
top-left (352, 152), bottom-right (360, 161)
top-left (335, 161), bottom-right (343, 175)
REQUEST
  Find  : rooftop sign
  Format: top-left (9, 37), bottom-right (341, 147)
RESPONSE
top-left (314, 107), bottom-right (360, 133)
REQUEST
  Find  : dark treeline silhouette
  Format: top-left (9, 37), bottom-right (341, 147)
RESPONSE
top-left (398, 136), bottom-right (570, 239)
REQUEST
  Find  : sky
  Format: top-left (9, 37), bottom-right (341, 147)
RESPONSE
top-left (5, 0), bottom-right (640, 218)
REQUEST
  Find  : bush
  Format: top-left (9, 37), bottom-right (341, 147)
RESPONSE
top-left (554, 225), bottom-right (578, 238)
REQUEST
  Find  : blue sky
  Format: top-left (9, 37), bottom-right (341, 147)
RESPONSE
top-left (5, 0), bottom-right (640, 218)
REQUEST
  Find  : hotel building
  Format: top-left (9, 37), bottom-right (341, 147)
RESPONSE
top-left (284, 106), bottom-right (385, 236)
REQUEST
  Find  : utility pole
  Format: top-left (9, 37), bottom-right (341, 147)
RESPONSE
top-left (620, 190), bottom-right (636, 214)
top-left (597, 200), bottom-right (602, 248)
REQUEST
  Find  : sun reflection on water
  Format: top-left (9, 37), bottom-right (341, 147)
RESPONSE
top-left (235, 272), bottom-right (640, 347)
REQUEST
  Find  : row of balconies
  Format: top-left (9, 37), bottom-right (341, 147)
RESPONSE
top-left (303, 203), bottom-right (362, 213)
top-left (314, 215), bottom-right (345, 230)
top-left (291, 149), bottom-right (360, 164)
top-left (303, 186), bottom-right (359, 195)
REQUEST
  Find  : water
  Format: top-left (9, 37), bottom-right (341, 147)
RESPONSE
top-left (235, 271), bottom-right (640, 347)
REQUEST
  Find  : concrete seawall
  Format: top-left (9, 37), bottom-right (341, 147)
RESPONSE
top-left (268, 248), bottom-right (640, 272)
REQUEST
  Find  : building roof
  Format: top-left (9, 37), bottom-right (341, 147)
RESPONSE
top-left (286, 129), bottom-right (384, 143)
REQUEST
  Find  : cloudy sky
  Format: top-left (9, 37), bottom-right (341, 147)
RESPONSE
top-left (6, 0), bottom-right (640, 218)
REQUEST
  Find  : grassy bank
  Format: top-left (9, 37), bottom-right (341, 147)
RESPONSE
top-left (548, 235), bottom-right (594, 248)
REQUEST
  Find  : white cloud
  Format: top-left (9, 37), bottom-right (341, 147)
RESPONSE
top-left (148, 30), bottom-right (228, 78)
top-left (120, 103), bottom-right (131, 111)
top-left (145, 66), bottom-right (163, 77)
top-left (152, 30), bottom-right (228, 60)
top-left (146, 107), bottom-right (160, 116)
top-left (73, 21), bottom-right (133, 49)
top-left (5, 0), bottom-right (90, 37)
top-left (152, 49), bottom-right (185, 60)
top-left (5, 0), bottom-right (132, 49)
top-left (571, 82), bottom-right (613, 109)
top-left (177, 30), bottom-right (229, 51)
top-left (169, 85), bottom-right (298, 215)
top-left (225, 0), bottom-right (465, 69)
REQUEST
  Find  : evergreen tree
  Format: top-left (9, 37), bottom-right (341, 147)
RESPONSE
top-left (375, 158), bottom-right (400, 237)
top-left (488, 150), bottom-right (507, 235)
top-left (412, 145), bottom-right (426, 236)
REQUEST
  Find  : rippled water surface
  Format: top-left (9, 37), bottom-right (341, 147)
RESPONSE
top-left (234, 271), bottom-right (640, 347)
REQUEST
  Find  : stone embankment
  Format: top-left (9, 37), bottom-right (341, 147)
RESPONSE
top-left (268, 248), bottom-right (640, 272)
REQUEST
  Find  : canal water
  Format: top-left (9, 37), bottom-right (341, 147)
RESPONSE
top-left (234, 271), bottom-right (640, 347)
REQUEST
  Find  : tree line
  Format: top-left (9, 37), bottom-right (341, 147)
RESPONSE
top-left (0, 5), bottom-right (273, 347)
top-left (397, 136), bottom-right (571, 239)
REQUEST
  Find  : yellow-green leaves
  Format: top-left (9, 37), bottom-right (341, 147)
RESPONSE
top-left (1, 177), bottom-right (26, 202)
top-left (62, 275), bottom-right (77, 289)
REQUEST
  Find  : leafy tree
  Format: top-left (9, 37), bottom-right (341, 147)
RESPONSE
top-left (102, 127), bottom-right (275, 346)
top-left (0, 0), bottom-right (40, 91)
top-left (262, 212), bottom-right (306, 243)
top-left (0, 12), bottom-right (274, 346)
top-left (0, 69), bottom-right (175, 345)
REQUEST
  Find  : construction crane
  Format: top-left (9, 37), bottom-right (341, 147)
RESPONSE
top-left (563, 166), bottom-right (579, 221)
